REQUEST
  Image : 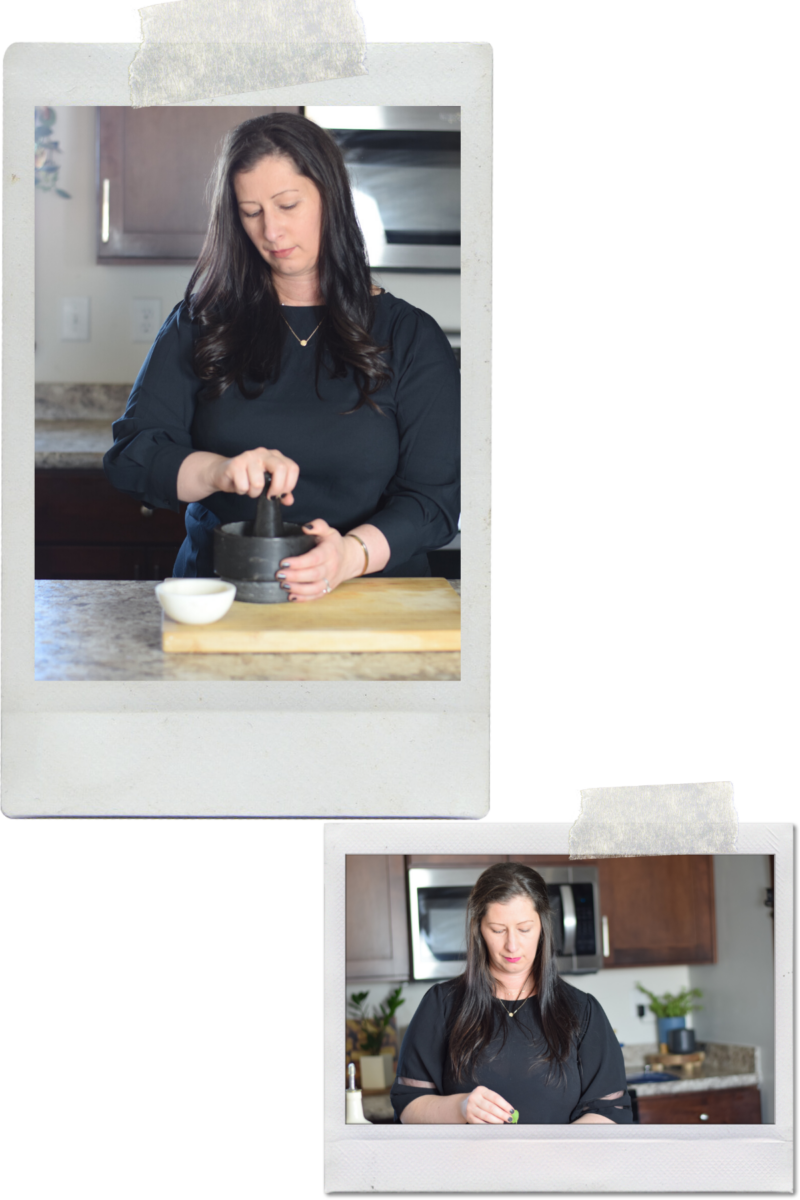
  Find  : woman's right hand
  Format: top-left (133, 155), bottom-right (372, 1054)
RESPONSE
top-left (209, 447), bottom-right (299, 503)
top-left (460, 1086), bottom-right (516, 1124)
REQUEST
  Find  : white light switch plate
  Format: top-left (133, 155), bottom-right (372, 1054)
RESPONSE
top-left (61, 297), bottom-right (90, 341)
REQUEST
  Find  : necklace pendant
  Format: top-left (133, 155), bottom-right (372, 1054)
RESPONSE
top-left (509, 1011), bottom-right (514, 1017)
top-left (300, 339), bottom-right (308, 347)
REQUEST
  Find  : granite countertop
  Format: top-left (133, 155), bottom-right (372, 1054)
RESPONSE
top-left (35, 385), bottom-right (125, 469)
top-left (623, 1042), bottom-right (759, 1098)
top-left (362, 1092), bottom-right (395, 1122)
top-left (36, 419), bottom-right (115, 469)
top-left (35, 580), bottom-right (461, 682)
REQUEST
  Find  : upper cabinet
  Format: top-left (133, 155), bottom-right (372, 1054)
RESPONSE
top-left (406, 855), bottom-right (507, 867)
top-left (512, 854), bottom-right (717, 967)
top-left (346, 855), bottom-right (410, 982)
top-left (96, 106), bottom-right (302, 264)
top-left (596, 855), bottom-right (716, 968)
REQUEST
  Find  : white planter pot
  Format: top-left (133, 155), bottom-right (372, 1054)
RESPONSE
top-left (359, 1055), bottom-right (387, 1090)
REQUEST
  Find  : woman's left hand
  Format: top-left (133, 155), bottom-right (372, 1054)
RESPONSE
top-left (275, 519), bottom-right (362, 602)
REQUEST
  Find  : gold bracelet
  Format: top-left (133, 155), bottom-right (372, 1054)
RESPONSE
top-left (345, 532), bottom-right (369, 577)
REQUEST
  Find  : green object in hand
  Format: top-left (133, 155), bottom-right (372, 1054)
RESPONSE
top-left (510, 1109), bottom-right (519, 1124)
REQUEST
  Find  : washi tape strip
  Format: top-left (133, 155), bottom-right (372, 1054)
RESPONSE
top-left (569, 780), bottom-right (738, 857)
top-left (130, 0), bottom-right (367, 107)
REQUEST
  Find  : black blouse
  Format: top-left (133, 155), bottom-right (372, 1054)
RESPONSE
top-left (103, 293), bottom-right (460, 577)
top-left (390, 980), bottom-right (632, 1125)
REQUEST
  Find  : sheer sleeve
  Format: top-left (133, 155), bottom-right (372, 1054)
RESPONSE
top-left (103, 302), bottom-right (199, 511)
top-left (569, 994), bottom-right (632, 1124)
top-left (390, 984), bottom-right (449, 1122)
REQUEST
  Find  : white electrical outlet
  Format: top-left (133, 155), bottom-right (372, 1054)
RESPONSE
top-left (132, 298), bottom-right (162, 343)
top-left (61, 297), bottom-right (90, 341)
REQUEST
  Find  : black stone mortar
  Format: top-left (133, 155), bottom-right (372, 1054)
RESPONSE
top-left (213, 480), bottom-right (316, 603)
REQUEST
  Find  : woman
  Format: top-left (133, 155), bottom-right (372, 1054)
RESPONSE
top-left (391, 863), bottom-right (631, 1124)
top-left (103, 113), bottom-right (460, 600)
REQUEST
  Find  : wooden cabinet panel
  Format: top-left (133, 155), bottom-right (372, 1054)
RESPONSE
top-left (36, 470), bottom-right (186, 545)
top-left (598, 856), bottom-right (716, 968)
top-left (636, 1085), bottom-right (761, 1124)
top-left (36, 470), bottom-right (187, 580)
top-left (405, 855), bottom-right (507, 867)
top-left (508, 856), bottom-right (572, 867)
top-left (346, 856), bottom-right (410, 981)
top-left (97, 106), bottom-right (302, 263)
top-left (35, 543), bottom-right (183, 581)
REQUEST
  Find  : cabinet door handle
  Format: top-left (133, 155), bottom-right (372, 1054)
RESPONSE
top-left (699, 1113), bottom-right (709, 1121)
top-left (601, 915), bottom-right (610, 958)
top-left (101, 179), bottom-right (110, 243)
top-left (140, 505), bottom-right (154, 518)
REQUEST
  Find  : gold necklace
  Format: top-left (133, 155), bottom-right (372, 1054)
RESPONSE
top-left (282, 312), bottom-right (324, 348)
top-left (495, 977), bottom-right (534, 1019)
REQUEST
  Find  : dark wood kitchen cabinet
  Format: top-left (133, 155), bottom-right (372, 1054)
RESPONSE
top-left (596, 855), bottom-right (716, 967)
top-left (406, 855), bottom-right (507, 867)
top-left (35, 469), bottom-right (186, 580)
top-left (510, 854), bottom-right (717, 968)
top-left (97, 106), bottom-right (302, 263)
top-left (636, 1085), bottom-right (761, 1124)
top-left (346, 856), bottom-right (410, 982)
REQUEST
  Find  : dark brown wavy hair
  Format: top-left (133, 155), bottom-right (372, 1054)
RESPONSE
top-left (447, 862), bottom-right (581, 1083)
top-left (185, 112), bottom-right (389, 409)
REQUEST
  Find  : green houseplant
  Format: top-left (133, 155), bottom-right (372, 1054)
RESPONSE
top-left (348, 985), bottom-right (405, 1088)
top-left (633, 979), bottom-right (705, 1017)
top-left (636, 983), bottom-right (703, 1049)
top-left (34, 108), bottom-right (71, 197)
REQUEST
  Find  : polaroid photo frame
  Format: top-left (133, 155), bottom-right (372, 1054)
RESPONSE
top-left (324, 821), bottom-right (792, 1192)
top-left (3, 43), bottom-right (490, 816)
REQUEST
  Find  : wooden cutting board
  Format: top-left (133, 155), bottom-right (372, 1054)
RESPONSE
top-left (161, 577), bottom-right (461, 653)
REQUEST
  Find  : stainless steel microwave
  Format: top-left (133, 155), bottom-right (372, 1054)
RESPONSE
top-left (304, 106), bottom-right (460, 271)
top-left (408, 865), bottom-right (603, 980)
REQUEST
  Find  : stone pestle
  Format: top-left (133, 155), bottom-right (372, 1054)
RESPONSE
top-left (212, 475), bottom-right (317, 603)
top-left (251, 482), bottom-right (285, 539)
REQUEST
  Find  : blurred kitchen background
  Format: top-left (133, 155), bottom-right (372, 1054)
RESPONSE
top-left (345, 854), bottom-right (775, 1124)
top-left (34, 105), bottom-right (460, 582)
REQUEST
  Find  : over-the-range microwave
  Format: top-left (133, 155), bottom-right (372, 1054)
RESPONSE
top-left (408, 865), bottom-right (603, 980)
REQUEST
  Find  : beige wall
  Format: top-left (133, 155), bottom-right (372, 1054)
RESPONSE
top-left (34, 107), bottom-right (460, 385)
top-left (689, 854), bottom-right (775, 1122)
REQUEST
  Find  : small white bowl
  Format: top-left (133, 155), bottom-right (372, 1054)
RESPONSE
top-left (155, 578), bottom-right (237, 625)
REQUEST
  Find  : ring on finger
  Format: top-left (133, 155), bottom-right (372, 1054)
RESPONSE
top-left (322, 579), bottom-right (331, 595)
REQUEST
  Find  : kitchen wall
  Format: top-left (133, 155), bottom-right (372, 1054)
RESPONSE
top-left (349, 853), bottom-right (776, 1122)
top-left (34, 107), bottom-right (460, 385)
top-left (689, 854), bottom-right (774, 1122)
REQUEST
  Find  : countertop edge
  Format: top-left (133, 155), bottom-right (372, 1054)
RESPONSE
top-left (629, 1072), bottom-right (759, 1097)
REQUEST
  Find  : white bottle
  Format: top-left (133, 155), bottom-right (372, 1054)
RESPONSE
top-left (346, 1062), bottom-right (372, 1124)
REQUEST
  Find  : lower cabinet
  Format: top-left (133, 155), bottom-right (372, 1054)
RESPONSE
top-left (36, 469), bottom-right (186, 580)
top-left (635, 1085), bottom-right (762, 1124)
top-left (35, 543), bottom-right (181, 581)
